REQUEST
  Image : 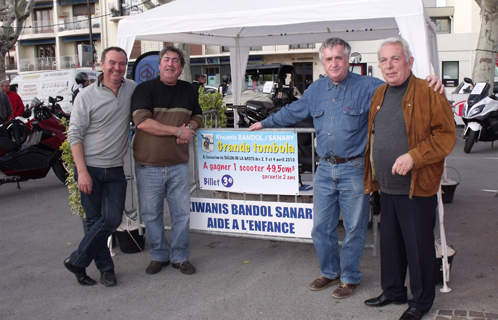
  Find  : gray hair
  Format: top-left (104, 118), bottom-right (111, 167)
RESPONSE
top-left (0, 80), bottom-right (10, 86)
top-left (159, 45), bottom-right (186, 67)
top-left (319, 38), bottom-right (351, 62)
top-left (378, 37), bottom-right (413, 62)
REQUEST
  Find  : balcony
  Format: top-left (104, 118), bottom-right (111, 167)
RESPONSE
top-left (22, 20), bottom-right (55, 35)
top-left (57, 16), bottom-right (102, 32)
top-left (109, 2), bottom-right (145, 19)
top-left (19, 54), bottom-right (80, 72)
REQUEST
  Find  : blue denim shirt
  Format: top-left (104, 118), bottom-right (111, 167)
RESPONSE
top-left (262, 72), bottom-right (384, 159)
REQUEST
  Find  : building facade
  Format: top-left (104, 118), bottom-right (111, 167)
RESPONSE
top-left (8, 0), bottom-right (494, 97)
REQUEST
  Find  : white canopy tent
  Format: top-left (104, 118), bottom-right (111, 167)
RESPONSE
top-left (117, 0), bottom-right (439, 106)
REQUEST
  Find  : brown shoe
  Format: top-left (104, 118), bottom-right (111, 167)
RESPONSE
top-left (172, 261), bottom-right (196, 275)
top-left (309, 275), bottom-right (341, 291)
top-left (332, 282), bottom-right (360, 299)
top-left (145, 260), bottom-right (170, 275)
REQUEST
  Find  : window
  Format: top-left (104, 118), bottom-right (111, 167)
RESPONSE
top-left (431, 17), bottom-right (451, 33)
top-left (289, 44), bottom-right (316, 49)
top-left (36, 44), bottom-right (56, 70)
top-left (73, 3), bottom-right (95, 16)
top-left (442, 61), bottom-right (459, 87)
top-left (34, 9), bottom-right (54, 33)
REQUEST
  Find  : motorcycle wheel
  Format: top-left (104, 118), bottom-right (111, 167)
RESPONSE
top-left (52, 155), bottom-right (68, 183)
top-left (463, 129), bottom-right (478, 153)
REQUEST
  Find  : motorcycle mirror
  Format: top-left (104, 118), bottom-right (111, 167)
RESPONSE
top-left (48, 97), bottom-right (54, 103)
top-left (464, 77), bottom-right (473, 85)
top-left (350, 52), bottom-right (362, 64)
top-left (56, 96), bottom-right (64, 102)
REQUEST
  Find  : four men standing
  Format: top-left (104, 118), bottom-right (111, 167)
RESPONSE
top-left (59, 39), bottom-right (455, 320)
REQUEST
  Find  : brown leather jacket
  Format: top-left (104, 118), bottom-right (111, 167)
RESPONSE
top-left (363, 74), bottom-right (456, 198)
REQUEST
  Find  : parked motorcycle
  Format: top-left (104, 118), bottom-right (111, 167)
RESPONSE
top-left (462, 81), bottom-right (498, 153)
top-left (0, 97), bottom-right (68, 186)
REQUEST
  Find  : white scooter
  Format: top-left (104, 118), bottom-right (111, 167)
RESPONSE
top-left (462, 81), bottom-right (498, 153)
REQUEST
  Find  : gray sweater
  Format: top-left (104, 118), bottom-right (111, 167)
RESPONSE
top-left (68, 77), bottom-right (137, 168)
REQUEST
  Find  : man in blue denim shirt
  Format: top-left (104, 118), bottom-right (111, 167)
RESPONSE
top-left (249, 37), bottom-right (443, 299)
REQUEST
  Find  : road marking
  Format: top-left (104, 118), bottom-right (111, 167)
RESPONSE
top-left (482, 189), bottom-right (497, 193)
top-left (484, 157), bottom-right (498, 160)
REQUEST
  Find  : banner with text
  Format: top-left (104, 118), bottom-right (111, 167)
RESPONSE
top-left (197, 130), bottom-right (299, 195)
top-left (190, 198), bottom-right (313, 238)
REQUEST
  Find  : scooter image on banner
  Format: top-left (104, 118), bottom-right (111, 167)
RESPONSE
top-left (462, 82), bottom-right (498, 153)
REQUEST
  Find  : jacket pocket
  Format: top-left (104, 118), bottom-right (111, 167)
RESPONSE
top-left (417, 163), bottom-right (442, 191)
top-left (312, 110), bottom-right (324, 131)
top-left (341, 105), bottom-right (364, 132)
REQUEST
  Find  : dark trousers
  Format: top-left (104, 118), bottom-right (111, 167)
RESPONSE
top-left (380, 193), bottom-right (437, 312)
top-left (70, 166), bottom-right (126, 272)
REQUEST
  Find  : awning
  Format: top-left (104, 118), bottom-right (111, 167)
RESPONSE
top-left (34, 2), bottom-right (53, 8)
top-left (61, 34), bottom-right (101, 42)
top-left (426, 7), bottom-right (455, 17)
top-left (58, 0), bottom-right (97, 5)
top-left (20, 38), bottom-right (56, 45)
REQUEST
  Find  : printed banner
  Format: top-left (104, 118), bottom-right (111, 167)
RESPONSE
top-left (190, 198), bottom-right (313, 238)
top-left (197, 130), bottom-right (299, 195)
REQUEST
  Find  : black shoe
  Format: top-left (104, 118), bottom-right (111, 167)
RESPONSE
top-left (172, 261), bottom-right (196, 275)
top-left (145, 260), bottom-right (170, 275)
top-left (100, 269), bottom-right (116, 287)
top-left (365, 293), bottom-right (406, 307)
top-left (64, 258), bottom-right (96, 286)
top-left (399, 307), bottom-right (426, 320)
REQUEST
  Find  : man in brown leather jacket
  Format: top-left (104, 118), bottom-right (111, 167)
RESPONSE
top-left (363, 37), bottom-right (456, 320)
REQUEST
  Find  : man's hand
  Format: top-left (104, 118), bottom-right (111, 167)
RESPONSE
top-left (249, 122), bottom-right (263, 131)
top-left (392, 153), bottom-right (414, 176)
top-left (426, 75), bottom-right (445, 94)
top-left (178, 123), bottom-right (196, 142)
top-left (176, 138), bottom-right (190, 144)
top-left (77, 170), bottom-right (93, 194)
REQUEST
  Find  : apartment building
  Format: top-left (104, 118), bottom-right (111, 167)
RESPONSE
top-left (7, 0), bottom-right (144, 80)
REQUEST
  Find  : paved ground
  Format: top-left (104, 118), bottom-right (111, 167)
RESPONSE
top-left (1, 128), bottom-right (497, 319)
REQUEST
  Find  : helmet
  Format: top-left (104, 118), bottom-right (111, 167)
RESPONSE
top-left (75, 72), bottom-right (89, 85)
top-left (222, 73), bottom-right (231, 83)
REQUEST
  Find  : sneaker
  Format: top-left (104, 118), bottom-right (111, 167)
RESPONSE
top-left (172, 261), bottom-right (196, 275)
top-left (309, 275), bottom-right (341, 291)
top-left (332, 282), bottom-right (360, 299)
top-left (145, 260), bottom-right (170, 275)
top-left (100, 269), bottom-right (116, 287)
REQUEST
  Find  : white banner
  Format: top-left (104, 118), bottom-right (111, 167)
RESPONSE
top-left (190, 198), bottom-right (313, 239)
top-left (197, 130), bottom-right (299, 195)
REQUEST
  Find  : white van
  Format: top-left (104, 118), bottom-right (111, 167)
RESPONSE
top-left (10, 69), bottom-right (101, 113)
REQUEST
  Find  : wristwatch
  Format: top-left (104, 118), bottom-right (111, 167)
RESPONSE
top-left (186, 124), bottom-right (195, 130)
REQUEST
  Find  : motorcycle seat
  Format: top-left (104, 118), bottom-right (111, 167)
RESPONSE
top-left (0, 137), bottom-right (20, 153)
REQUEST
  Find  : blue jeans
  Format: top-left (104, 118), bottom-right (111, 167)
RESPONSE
top-left (135, 163), bottom-right (191, 263)
top-left (312, 157), bottom-right (369, 284)
top-left (70, 166), bottom-right (126, 272)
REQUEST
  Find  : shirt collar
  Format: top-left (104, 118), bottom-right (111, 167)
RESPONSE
top-left (326, 71), bottom-right (351, 91)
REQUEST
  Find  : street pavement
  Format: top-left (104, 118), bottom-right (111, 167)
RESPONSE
top-left (1, 126), bottom-right (497, 320)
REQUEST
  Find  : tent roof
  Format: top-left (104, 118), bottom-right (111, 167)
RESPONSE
top-left (117, 0), bottom-right (439, 104)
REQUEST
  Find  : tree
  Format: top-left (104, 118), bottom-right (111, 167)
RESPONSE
top-left (0, 0), bottom-right (36, 80)
top-left (472, 0), bottom-right (498, 84)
